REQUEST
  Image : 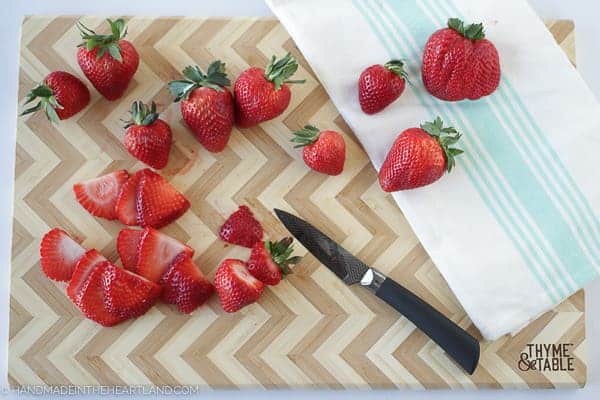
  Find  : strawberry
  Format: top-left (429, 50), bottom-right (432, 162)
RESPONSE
top-left (292, 125), bottom-right (345, 176)
top-left (67, 249), bottom-right (107, 306)
top-left (358, 60), bottom-right (408, 114)
top-left (101, 262), bottom-right (161, 318)
top-left (73, 170), bottom-right (129, 220)
top-left (214, 259), bottom-right (264, 313)
top-left (39, 228), bottom-right (86, 281)
top-left (168, 62), bottom-right (234, 152)
top-left (219, 205), bottom-right (263, 248)
top-left (20, 71), bottom-right (90, 123)
top-left (76, 18), bottom-right (139, 101)
top-left (136, 228), bottom-right (194, 282)
top-left (136, 169), bottom-right (190, 228)
top-left (123, 101), bottom-right (172, 169)
top-left (422, 18), bottom-right (500, 101)
top-left (378, 117), bottom-right (464, 191)
top-left (234, 53), bottom-right (305, 128)
top-left (247, 237), bottom-right (301, 285)
top-left (161, 253), bottom-right (214, 314)
top-left (115, 169), bottom-right (143, 225)
top-left (117, 228), bottom-right (143, 272)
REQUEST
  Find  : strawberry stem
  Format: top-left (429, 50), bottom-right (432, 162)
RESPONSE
top-left (264, 53), bottom-right (306, 90)
top-left (77, 18), bottom-right (128, 61)
top-left (447, 18), bottom-right (485, 40)
top-left (20, 83), bottom-right (63, 123)
top-left (420, 116), bottom-right (464, 172)
top-left (168, 61), bottom-right (231, 102)
top-left (123, 101), bottom-right (160, 128)
top-left (291, 125), bottom-right (321, 148)
top-left (265, 237), bottom-right (301, 275)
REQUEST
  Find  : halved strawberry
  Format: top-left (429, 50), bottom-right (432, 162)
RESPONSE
top-left (40, 228), bottom-right (86, 281)
top-left (161, 253), bottom-right (214, 314)
top-left (136, 169), bottom-right (190, 228)
top-left (73, 170), bottom-right (129, 220)
top-left (117, 228), bottom-right (143, 272)
top-left (67, 248), bottom-right (107, 306)
top-left (214, 259), bottom-right (264, 313)
top-left (136, 228), bottom-right (194, 282)
top-left (247, 237), bottom-right (301, 285)
top-left (101, 262), bottom-right (161, 318)
top-left (115, 169), bottom-right (143, 225)
top-left (219, 205), bottom-right (263, 248)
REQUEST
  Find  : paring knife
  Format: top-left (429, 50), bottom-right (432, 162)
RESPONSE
top-left (274, 208), bottom-right (480, 375)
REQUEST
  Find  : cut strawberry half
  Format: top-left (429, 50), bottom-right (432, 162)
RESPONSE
top-left (136, 228), bottom-right (194, 282)
top-left (73, 170), bottom-right (129, 220)
top-left (115, 169), bottom-right (143, 226)
top-left (219, 205), bottom-right (263, 248)
top-left (136, 169), bottom-right (190, 228)
top-left (101, 262), bottom-right (161, 318)
top-left (40, 228), bottom-right (86, 281)
top-left (67, 249), bottom-right (107, 306)
top-left (214, 258), bottom-right (264, 313)
top-left (116, 228), bottom-right (143, 272)
top-left (161, 253), bottom-right (214, 314)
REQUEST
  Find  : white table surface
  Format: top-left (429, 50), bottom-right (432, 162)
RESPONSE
top-left (1, 0), bottom-right (599, 398)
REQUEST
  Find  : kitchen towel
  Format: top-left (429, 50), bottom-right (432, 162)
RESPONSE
top-left (266, 0), bottom-right (600, 340)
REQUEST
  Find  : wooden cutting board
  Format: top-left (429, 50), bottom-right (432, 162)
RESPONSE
top-left (9, 17), bottom-right (584, 389)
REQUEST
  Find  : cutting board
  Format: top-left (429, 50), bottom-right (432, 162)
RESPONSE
top-left (9, 16), bottom-right (585, 389)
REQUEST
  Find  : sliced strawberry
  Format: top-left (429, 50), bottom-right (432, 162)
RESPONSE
top-left (115, 169), bottom-right (143, 225)
top-left (67, 249), bottom-right (107, 306)
top-left (219, 205), bottom-right (263, 248)
top-left (136, 169), bottom-right (190, 228)
top-left (40, 228), bottom-right (86, 281)
top-left (214, 259), bottom-right (264, 313)
top-left (136, 228), bottom-right (194, 282)
top-left (161, 253), bottom-right (214, 314)
top-left (101, 262), bottom-right (161, 318)
top-left (117, 228), bottom-right (143, 272)
top-left (247, 238), bottom-right (300, 285)
top-left (73, 170), bottom-right (129, 220)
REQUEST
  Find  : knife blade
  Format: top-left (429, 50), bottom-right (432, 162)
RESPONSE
top-left (274, 208), bottom-right (480, 375)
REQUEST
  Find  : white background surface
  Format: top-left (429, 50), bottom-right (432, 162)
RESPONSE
top-left (0, 0), bottom-right (598, 399)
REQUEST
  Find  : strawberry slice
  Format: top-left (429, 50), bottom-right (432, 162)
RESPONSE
top-left (115, 169), bottom-right (143, 225)
top-left (40, 228), bottom-right (86, 281)
top-left (136, 169), bottom-right (190, 228)
top-left (136, 228), bottom-right (194, 282)
top-left (214, 258), bottom-right (264, 313)
top-left (161, 253), bottom-right (214, 314)
top-left (117, 228), bottom-right (143, 272)
top-left (73, 170), bottom-right (129, 220)
top-left (219, 205), bottom-right (263, 248)
top-left (101, 262), bottom-right (161, 318)
top-left (67, 249), bottom-right (107, 306)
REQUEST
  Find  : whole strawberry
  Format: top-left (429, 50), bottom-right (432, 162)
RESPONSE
top-left (20, 71), bottom-right (90, 123)
top-left (123, 101), bottom-right (172, 169)
top-left (77, 18), bottom-right (139, 101)
top-left (247, 237), bottom-right (301, 285)
top-left (168, 62), bottom-right (234, 152)
top-left (234, 53), bottom-right (305, 128)
top-left (214, 259), bottom-right (264, 313)
top-left (378, 117), bottom-right (463, 191)
top-left (422, 18), bottom-right (500, 101)
top-left (292, 125), bottom-right (345, 176)
top-left (358, 60), bottom-right (408, 114)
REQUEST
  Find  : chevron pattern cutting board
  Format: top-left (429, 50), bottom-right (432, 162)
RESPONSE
top-left (10, 17), bottom-right (584, 389)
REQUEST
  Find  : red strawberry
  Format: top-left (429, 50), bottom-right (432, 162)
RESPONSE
top-left (39, 228), bottom-right (86, 281)
top-left (168, 62), bottom-right (234, 152)
top-left (378, 117), bottom-right (464, 191)
top-left (247, 237), bottom-right (301, 285)
top-left (214, 259), bottom-right (264, 313)
top-left (422, 18), bottom-right (500, 101)
top-left (161, 253), bottom-right (214, 314)
top-left (67, 249), bottom-right (107, 306)
top-left (292, 126), bottom-right (345, 176)
top-left (123, 101), bottom-right (172, 169)
top-left (219, 205), bottom-right (263, 248)
top-left (20, 71), bottom-right (90, 123)
top-left (136, 169), bottom-right (190, 228)
top-left (358, 60), bottom-right (407, 114)
top-left (234, 53), bottom-right (305, 128)
top-left (73, 170), bottom-right (129, 220)
top-left (117, 228), bottom-right (143, 272)
top-left (76, 18), bottom-right (139, 101)
top-left (101, 262), bottom-right (161, 318)
top-left (136, 228), bottom-right (194, 282)
top-left (115, 169), bottom-right (143, 225)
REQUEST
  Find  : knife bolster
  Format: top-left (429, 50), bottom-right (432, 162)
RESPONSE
top-left (360, 268), bottom-right (386, 293)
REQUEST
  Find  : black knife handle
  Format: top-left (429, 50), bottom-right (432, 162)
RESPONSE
top-left (373, 276), bottom-right (479, 374)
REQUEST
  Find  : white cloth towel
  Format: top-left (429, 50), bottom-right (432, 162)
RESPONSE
top-left (266, 0), bottom-right (600, 340)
